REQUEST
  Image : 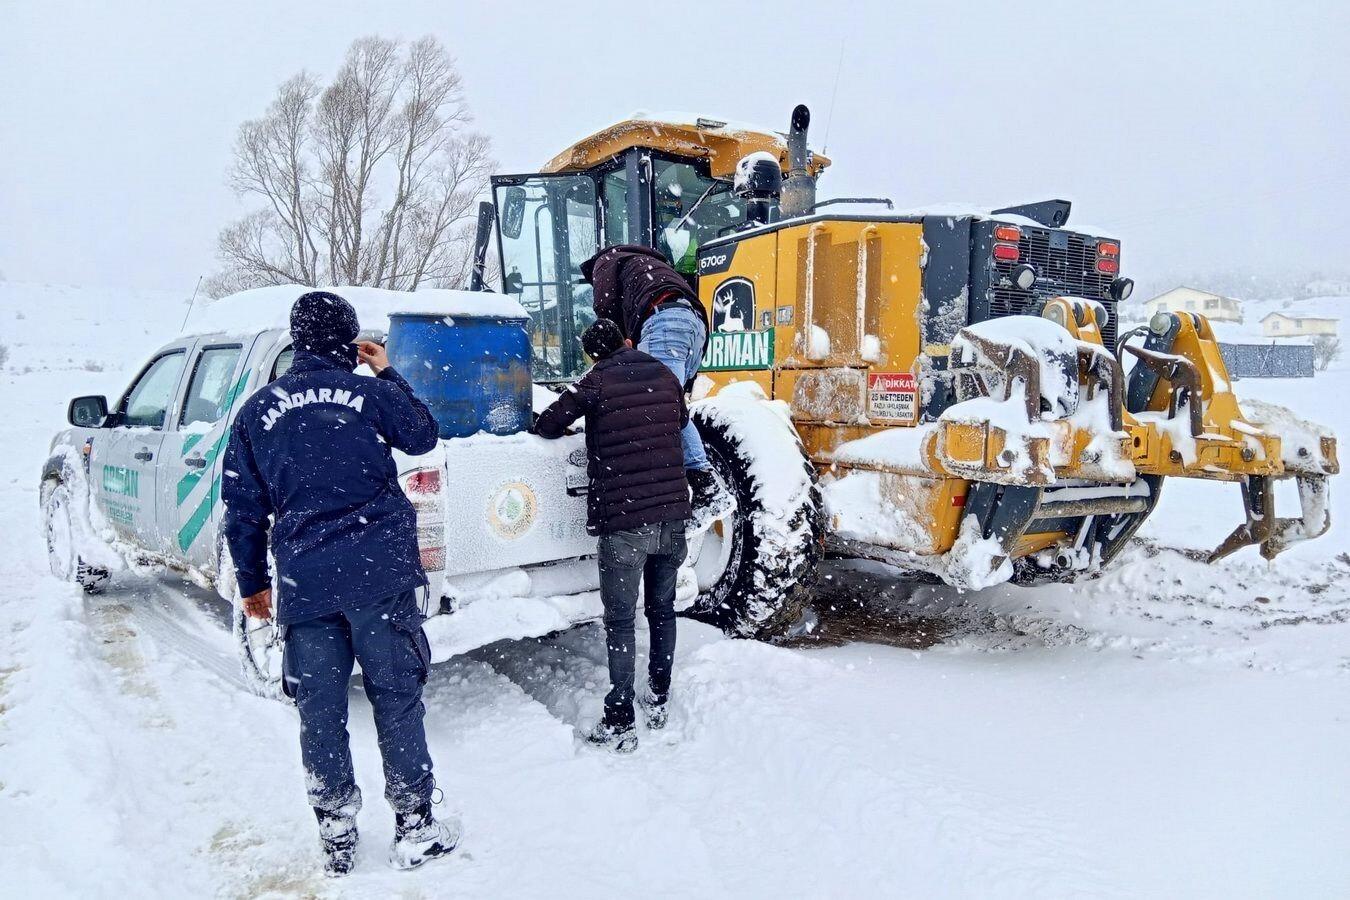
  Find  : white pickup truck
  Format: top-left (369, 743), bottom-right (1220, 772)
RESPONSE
top-left (37, 288), bottom-right (651, 696)
top-left (41, 286), bottom-right (819, 697)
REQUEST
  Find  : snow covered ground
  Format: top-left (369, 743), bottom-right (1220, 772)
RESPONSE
top-left (2, 282), bottom-right (1349, 898)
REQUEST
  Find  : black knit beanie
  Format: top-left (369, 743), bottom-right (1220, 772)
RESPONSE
top-left (582, 318), bottom-right (625, 360)
top-left (290, 291), bottom-right (360, 351)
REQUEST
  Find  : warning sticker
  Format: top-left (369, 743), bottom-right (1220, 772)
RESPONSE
top-left (868, 372), bottom-right (918, 424)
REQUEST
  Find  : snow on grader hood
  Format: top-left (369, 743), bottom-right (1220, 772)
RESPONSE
top-left (481, 102), bottom-right (1339, 597)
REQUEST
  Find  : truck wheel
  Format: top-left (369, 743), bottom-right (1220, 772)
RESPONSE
top-left (216, 538), bottom-right (287, 702)
top-left (41, 478), bottom-right (110, 594)
top-left (687, 404), bottom-right (823, 637)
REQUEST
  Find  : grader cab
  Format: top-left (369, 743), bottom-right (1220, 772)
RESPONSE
top-left (472, 104), bottom-right (1338, 632)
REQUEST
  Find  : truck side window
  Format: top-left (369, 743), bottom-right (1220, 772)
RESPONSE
top-left (121, 351), bottom-right (186, 429)
top-left (181, 346), bottom-right (243, 428)
top-left (271, 347), bottom-right (295, 381)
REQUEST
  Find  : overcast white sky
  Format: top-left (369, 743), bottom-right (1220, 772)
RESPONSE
top-left (1, 0), bottom-right (1346, 294)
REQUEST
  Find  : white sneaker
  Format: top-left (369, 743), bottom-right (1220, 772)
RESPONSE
top-left (389, 807), bottom-right (460, 871)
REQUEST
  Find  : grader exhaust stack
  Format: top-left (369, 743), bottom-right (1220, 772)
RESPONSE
top-left (780, 103), bottom-right (816, 218)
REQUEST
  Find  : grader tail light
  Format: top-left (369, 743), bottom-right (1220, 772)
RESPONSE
top-left (1096, 241), bottom-right (1120, 274)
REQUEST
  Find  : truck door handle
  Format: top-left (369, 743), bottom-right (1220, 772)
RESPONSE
top-left (134, 449), bottom-right (154, 462)
top-left (184, 456), bottom-right (208, 469)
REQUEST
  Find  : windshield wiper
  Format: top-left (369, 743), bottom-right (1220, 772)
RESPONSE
top-left (666, 181), bottom-right (728, 234)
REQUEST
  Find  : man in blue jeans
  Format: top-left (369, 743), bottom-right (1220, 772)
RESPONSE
top-left (580, 245), bottom-right (734, 528)
top-left (223, 291), bottom-right (457, 876)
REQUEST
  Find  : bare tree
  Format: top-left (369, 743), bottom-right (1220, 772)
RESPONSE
top-left (1311, 335), bottom-right (1341, 372)
top-left (209, 36), bottom-right (493, 297)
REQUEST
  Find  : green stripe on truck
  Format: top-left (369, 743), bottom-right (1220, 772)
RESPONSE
top-left (176, 430), bottom-right (230, 506)
top-left (178, 474), bottom-right (221, 552)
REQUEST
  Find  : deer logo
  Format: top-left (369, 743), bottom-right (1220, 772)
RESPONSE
top-left (712, 277), bottom-right (755, 333)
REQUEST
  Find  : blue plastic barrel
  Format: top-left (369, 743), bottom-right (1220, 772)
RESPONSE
top-left (386, 313), bottom-right (532, 439)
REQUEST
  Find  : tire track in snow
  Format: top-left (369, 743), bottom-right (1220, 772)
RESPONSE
top-left (97, 573), bottom-right (246, 688)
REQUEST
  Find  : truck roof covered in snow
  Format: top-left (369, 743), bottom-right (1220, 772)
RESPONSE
top-left (180, 284), bottom-right (528, 338)
top-left (542, 112), bottom-right (831, 179)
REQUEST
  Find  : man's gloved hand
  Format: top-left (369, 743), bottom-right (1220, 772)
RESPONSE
top-left (243, 587), bottom-right (273, 620)
top-left (356, 340), bottom-right (390, 374)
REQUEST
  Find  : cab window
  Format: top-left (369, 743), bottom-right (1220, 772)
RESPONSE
top-left (601, 168), bottom-right (632, 245)
top-left (121, 351), bottom-right (187, 429)
top-left (651, 158), bottom-right (744, 276)
top-left (495, 174), bottom-right (598, 380)
top-left (181, 346), bottom-right (243, 428)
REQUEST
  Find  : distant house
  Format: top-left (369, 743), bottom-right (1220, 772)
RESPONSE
top-left (1144, 287), bottom-right (1243, 323)
top-left (1260, 312), bottom-right (1338, 339)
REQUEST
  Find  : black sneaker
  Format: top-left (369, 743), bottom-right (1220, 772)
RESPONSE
top-left (638, 690), bottom-right (668, 730)
top-left (688, 468), bottom-right (735, 532)
top-left (315, 808), bottom-right (359, 878)
top-left (389, 803), bottom-right (460, 871)
top-left (584, 719), bottom-right (639, 753)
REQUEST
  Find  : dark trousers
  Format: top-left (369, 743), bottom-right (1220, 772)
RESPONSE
top-left (597, 520), bottom-right (687, 726)
top-left (282, 589), bottom-right (435, 815)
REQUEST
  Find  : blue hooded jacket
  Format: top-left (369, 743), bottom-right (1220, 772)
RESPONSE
top-left (222, 349), bottom-right (439, 625)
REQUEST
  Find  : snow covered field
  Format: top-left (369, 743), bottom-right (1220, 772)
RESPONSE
top-left (2, 282), bottom-right (1348, 898)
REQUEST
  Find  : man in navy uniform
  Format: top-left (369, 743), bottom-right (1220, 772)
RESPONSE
top-left (222, 291), bottom-right (456, 876)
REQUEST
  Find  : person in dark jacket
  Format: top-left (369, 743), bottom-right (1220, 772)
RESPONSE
top-left (222, 291), bottom-right (458, 877)
top-left (533, 318), bottom-right (689, 752)
top-left (580, 245), bottom-right (733, 528)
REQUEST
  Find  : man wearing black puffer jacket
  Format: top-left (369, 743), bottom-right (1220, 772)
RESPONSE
top-left (534, 318), bottom-right (689, 752)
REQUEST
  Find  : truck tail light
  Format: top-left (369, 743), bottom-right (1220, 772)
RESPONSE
top-left (993, 242), bottom-right (1020, 262)
top-left (403, 467), bottom-right (446, 572)
top-left (405, 468), bottom-right (441, 494)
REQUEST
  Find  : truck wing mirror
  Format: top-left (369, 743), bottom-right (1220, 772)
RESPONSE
top-left (69, 395), bottom-right (110, 428)
top-left (500, 186), bottom-right (527, 240)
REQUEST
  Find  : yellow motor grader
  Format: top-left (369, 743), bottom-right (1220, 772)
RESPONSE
top-left (469, 104), bottom-right (1338, 636)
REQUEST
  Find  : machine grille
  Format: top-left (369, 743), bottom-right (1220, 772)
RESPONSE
top-left (990, 228), bottom-right (1118, 349)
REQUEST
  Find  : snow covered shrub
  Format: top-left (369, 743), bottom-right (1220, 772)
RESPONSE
top-left (1312, 336), bottom-right (1341, 371)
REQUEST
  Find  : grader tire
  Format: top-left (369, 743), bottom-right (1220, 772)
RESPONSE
top-left (686, 411), bottom-right (823, 638)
